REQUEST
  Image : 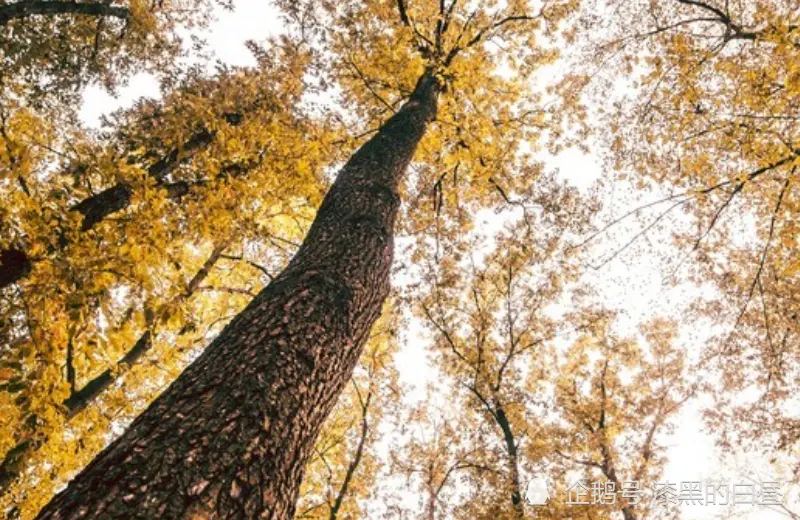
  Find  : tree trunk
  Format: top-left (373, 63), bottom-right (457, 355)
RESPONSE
top-left (0, 242), bottom-right (231, 500)
top-left (0, 1), bottom-right (130, 26)
top-left (599, 441), bottom-right (637, 520)
top-left (34, 69), bottom-right (439, 520)
top-left (494, 403), bottom-right (525, 520)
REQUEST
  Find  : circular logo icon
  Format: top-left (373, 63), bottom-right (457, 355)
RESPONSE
top-left (525, 476), bottom-right (550, 506)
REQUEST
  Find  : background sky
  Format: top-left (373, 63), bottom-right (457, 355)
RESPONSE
top-left (76, 2), bottom-right (798, 518)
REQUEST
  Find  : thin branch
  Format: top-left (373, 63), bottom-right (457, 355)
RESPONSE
top-left (668, 181), bottom-right (744, 277)
top-left (220, 254), bottom-right (274, 281)
top-left (576, 153), bottom-right (798, 267)
top-left (196, 286), bottom-right (256, 298)
top-left (346, 56), bottom-right (397, 114)
top-left (554, 449), bottom-right (602, 469)
top-left (732, 176), bottom-right (791, 332)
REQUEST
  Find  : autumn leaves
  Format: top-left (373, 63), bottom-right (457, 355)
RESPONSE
top-left (0, 0), bottom-right (798, 519)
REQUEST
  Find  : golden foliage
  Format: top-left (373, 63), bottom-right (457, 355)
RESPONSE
top-left (0, 39), bottom-right (338, 519)
top-left (577, 0), bottom-right (799, 465)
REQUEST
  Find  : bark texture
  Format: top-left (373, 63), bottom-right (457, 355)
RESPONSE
top-left (0, 248), bottom-right (31, 288)
top-left (0, 244), bottom-right (228, 495)
top-left (0, 1), bottom-right (130, 26)
top-left (34, 70), bottom-right (439, 520)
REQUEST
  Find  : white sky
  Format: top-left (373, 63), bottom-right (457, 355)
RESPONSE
top-left (77, 1), bottom-right (799, 518)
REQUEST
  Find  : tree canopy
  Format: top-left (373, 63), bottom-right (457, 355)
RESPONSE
top-left (0, 0), bottom-right (798, 519)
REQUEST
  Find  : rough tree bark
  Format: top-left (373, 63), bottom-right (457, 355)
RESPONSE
top-left (0, 243), bottom-right (228, 493)
top-left (34, 69), bottom-right (439, 520)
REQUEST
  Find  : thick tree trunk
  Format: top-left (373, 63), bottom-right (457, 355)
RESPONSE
top-left (0, 1), bottom-right (129, 26)
top-left (34, 69), bottom-right (438, 520)
top-left (0, 243), bottom-right (227, 495)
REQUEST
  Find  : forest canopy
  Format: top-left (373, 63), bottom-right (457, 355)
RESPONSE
top-left (0, 1), bottom-right (798, 519)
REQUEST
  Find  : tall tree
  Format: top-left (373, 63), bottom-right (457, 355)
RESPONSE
top-left (27, 0), bottom-right (576, 517)
top-left (1, 40), bottom-right (333, 519)
top-left (418, 175), bottom-right (592, 519)
top-left (547, 311), bottom-right (693, 520)
top-left (397, 246), bottom-right (690, 520)
top-left (33, 57), bottom-right (439, 520)
top-left (574, 0), bottom-right (799, 472)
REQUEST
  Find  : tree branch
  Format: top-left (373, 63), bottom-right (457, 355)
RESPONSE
top-left (329, 390), bottom-right (372, 520)
top-left (732, 175), bottom-right (792, 331)
top-left (0, 1), bottom-right (130, 26)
